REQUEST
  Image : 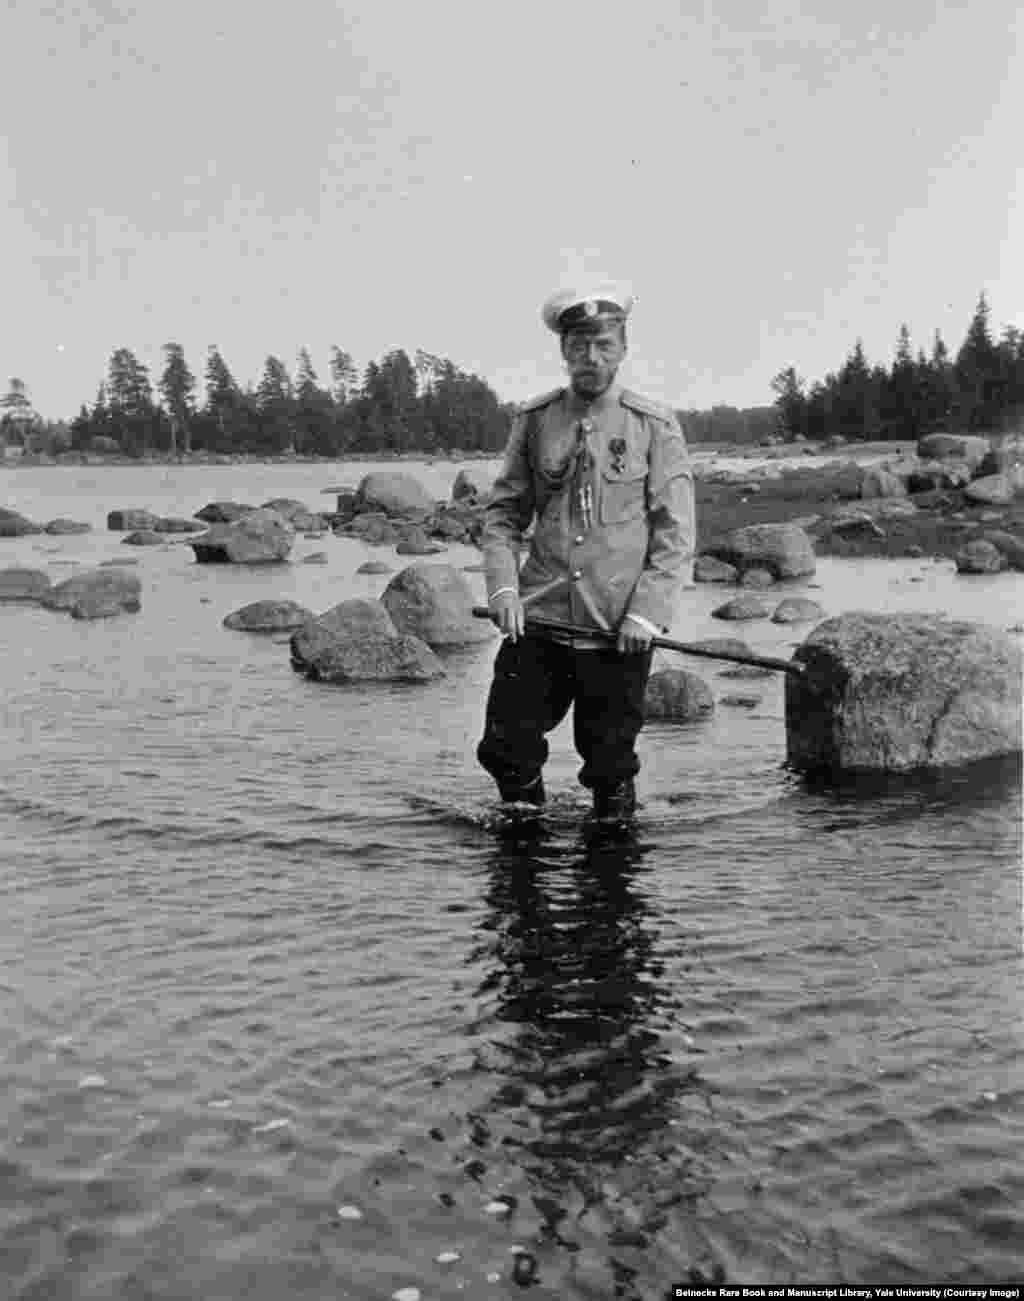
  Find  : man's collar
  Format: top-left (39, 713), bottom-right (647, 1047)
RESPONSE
top-left (563, 381), bottom-right (623, 417)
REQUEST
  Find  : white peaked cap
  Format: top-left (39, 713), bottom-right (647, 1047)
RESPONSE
top-left (540, 283), bottom-right (635, 333)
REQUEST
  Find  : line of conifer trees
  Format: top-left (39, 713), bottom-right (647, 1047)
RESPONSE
top-left (55, 344), bottom-right (515, 458)
top-left (769, 293), bottom-right (1024, 444)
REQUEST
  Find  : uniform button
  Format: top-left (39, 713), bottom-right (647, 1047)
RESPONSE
top-left (572, 569), bottom-right (582, 580)
top-left (574, 535), bottom-right (584, 545)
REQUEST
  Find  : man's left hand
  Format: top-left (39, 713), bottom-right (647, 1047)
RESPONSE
top-left (617, 615), bottom-right (655, 655)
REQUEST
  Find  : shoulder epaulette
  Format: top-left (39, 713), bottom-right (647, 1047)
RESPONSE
top-left (620, 389), bottom-right (676, 423)
top-left (518, 387), bottom-right (564, 414)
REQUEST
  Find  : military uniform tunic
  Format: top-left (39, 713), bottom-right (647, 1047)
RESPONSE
top-left (482, 382), bottom-right (696, 643)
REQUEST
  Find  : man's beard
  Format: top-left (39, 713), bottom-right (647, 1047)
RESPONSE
top-left (570, 364), bottom-right (617, 398)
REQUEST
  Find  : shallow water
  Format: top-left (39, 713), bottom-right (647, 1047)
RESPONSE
top-left (1, 463), bottom-right (1022, 1297)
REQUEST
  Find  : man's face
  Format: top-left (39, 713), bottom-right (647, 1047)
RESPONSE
top-left (561, 323), bottom-right (627, 400)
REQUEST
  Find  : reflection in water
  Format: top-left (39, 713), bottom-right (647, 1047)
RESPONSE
top-left (464, 822), bottom-right (722, 1283)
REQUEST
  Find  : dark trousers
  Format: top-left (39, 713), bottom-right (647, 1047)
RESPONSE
top-left (477, 633), bottom-right (653, 793)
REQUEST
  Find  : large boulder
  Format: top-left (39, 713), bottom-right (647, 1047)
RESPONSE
top-left (0, 567), bottom-right (52, 601)
top-left (861, 466), bottom-right (908, 499)
top-left (45, 518), bottom-right (92, 535)
top-left (785, 612), bottom-right (1022, 773)
top-left (0, 508), bottom-right (43, 537)
top-left (703, 522), bottom-right (815, 580)
top-left (288, 597), bottom-right (443, 683)
top-left (41, 568), bottom-right (141, 619)
top-left (381, 563), bottom-right (496, 647)
top-left (451, 467), bottom-right (494, 504)
top-left (356, 471), bottom-right (435, 518)
top-left (223, 600), bottom-right (315, 632)
top-left (644, 669), bottom-right (714, 721)
top-left (189, 508), bottom-right (293, 564)
top-left (107, 508), bottom-right (160, 531)
top-left (917, 433), bottom-right (991, 471)
top-left (193, 501), bottom-right (258, 524)
top-left (290, 598), bottom-right (398, 670)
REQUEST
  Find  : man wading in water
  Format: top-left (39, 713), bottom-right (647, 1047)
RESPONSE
top-left (477, 284), bottom-right (696, 820)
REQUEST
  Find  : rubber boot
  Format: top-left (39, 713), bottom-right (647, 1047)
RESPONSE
top-left (498, 775), bottom-right (546, 807)
top-left (592, 778), bottom-right (636, 821)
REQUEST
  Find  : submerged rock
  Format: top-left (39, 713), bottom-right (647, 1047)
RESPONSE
top-left (982, 531), bottom-right (1024, 571)
top-left (155, 516), bottom-right (204, 533)
top-left (786, 612), bottom-right (1022, 773)
top-left (955, 539), bottom-right (1006, 574)
top-left (107, 508), bottom-right (160, 531)
top-left (395, 526), bottom-right (446, 555)
top-left (964, 472), bottom-right (1021, 507)
top-left (739, 568), bottom-right (775, 589)
top-left (189, 508), bottom-right (293, 563)
top-left (712, 594), bottom-right (773, 621)
top-left (451, 467), bottom-right (494, 503)
top-left (356, 560), bottom-right (394, 575)
top-left (693, 555), bottom-right (738, 584)
top-left (0, 508), bottom-right (43, 537)
top-left (381, 563), bottom-right (496, 647)
top-left (44, 518), bottom-right (92, 535)
top-left (772, 597), bottom-right (826, 624)
top-left (42, 568), bottom-right (141, 619)
top-left (0, 567), bottom-right (52, 601)
top-left (122, 530), bottom-right (165, 546)
top-left (644, 669), bottom-right (714, 721)
top-left (223, 600), bottom-right (315, 631)
top-left (260, 498), bottom-right (326, 531)
top-left (193, 501), bottom-right (257, 524)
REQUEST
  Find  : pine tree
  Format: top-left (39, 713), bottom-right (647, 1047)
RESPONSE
top-left (328, 346), bottom-right (359, 406)
top-left (158, 343), bottom-right (196, 456)
top-left (293, 348), bottom-right (334, 455)
top-left (255, 355), bottom-right (295, 454)
top-left (836, 340), bottom-right (879, 439)
top-left (882, 325), bottom-right (918, 440)
top-left (204, 346), bottom-right (241, 449)
top-left (954, 292), bottom-right (1001, 430)
top-left (0, 377), bottom-right (36, 446)
top-left (770, 367), bottom-right (806, 440)
top-left (106, 349), bottom-right (155, 455)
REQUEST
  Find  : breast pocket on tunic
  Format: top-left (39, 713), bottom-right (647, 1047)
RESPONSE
top-left (599, 466), bottom-right (647, 524)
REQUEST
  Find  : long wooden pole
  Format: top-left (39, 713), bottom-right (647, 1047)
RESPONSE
top-left (471, 608), bottom-right (804, 676)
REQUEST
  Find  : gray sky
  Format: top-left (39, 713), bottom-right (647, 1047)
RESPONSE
top-left (2, 0), bottom-right (1021, 420)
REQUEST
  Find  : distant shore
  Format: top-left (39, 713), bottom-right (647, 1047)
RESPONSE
top-left (0, 438), bottom-right (906, 471)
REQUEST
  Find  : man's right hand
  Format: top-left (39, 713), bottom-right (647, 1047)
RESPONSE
top-left (490, 592), bottom-right (525, 642)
